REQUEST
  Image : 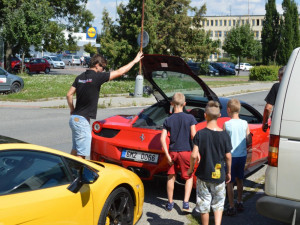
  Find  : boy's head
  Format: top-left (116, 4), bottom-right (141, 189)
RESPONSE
top-left (205, 101), bottom-right (221, 121)
top-left (171, 92), bottom-right (186, 107)
top-left (227, 98), bottom-right (241, 115)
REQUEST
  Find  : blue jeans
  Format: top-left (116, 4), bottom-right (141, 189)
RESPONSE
top-left (69, 115), bottom-right (91, 157)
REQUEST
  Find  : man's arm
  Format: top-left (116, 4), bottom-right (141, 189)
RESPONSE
top-left (109, 51), bottom-right (144, 81)
top-left (160, 129), bottom-right (173, 166)
top-left (225, 152), bottom-right (232, 184)
top-left (66, 86), bottom-right (76, 115)
top-left (262, 103), bottom-right (273, 132)
top-left (190, 124), bottom-right (196, 139)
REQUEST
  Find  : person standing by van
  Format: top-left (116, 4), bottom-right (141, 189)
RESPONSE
top-left (262, 66), bottom-right (285, 132)
top-left (67, 51), bottom-right (143, 159)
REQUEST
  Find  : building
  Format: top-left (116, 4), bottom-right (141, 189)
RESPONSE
top-left (202, 15), bottom-right (265, 61)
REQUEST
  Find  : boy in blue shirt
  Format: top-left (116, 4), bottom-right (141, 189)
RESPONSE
top-left (160, 92), bottom-right (197, 212)
top-left (223, 98), bottom-right (251, 216)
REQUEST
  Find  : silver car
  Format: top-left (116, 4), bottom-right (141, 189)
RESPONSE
top-left (62, 55), bottom-right (81, 66)
top-left (0, 67), bottom-right (24, 93)
top-left (43, 56), bottom-right (65, 69)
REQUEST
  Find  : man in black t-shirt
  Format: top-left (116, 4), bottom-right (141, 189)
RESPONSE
top-left (67, 52), bottom-right (143, 158)
top-left (262, 66), bottom-right (285, 132)
top-left (188, 101), bottom-right (232, 225)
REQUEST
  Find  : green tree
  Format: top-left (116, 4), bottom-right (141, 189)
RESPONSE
top-left (291, 0), bottom-right (300, 49)
top-left (84, 42), bottom-right (97, 56)
top-left (261, 0), bottom-right (280, 65)
top-left (222, 24), bottom-right (260, 74)
top-left (277, 0), bottom-right (294, 65)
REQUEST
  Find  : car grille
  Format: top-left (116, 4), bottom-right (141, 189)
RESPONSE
top-left (94, 128), bottom-right (120, 138)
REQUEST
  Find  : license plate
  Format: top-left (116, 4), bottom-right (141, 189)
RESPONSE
top-left (121, 149), bottom-right (159, 164)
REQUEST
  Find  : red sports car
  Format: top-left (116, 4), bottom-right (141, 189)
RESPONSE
top-left (91, 54), bottom-right (269, 186)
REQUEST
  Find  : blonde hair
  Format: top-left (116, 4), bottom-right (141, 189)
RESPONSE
top-left (227, 98), bottom-right (241, 114)
top-left (172, 92), bottom-right (185, 106)
top-left (205, 101), bottom-right (220, 120)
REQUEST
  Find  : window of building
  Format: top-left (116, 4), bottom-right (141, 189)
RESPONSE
top-left (211, 20), bottom-right (214, 26)
top-left (246, 19), bottom-right (249, 24)
top-left (242, 20), bottom-right (245, 25)
top-left (210, 31), bottom-right (213, 37)
top-left (220, 20), bottom-right (222, 26)
top-left (252, 19), bottom-right (255, 26)
top-left (207, 20), bottom-right (209, 26)
top-left (215, 20), bottom-right (218, 26)
top-left (233, 20), bottom-right (236, 26)
top-left (257, 19), bottom-right (260, 26)
top-left (229, 20), bottom-right (232, 26)
top-left (224, 31), bottom-right (228, 37)
top-left (202, 20), bottom-right (205, 27)
top-left (255, 31), bottom-right (259, 38)
top-left (224, 20), bottom-right (227, 26)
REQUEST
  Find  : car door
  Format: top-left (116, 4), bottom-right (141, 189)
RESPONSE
top-left (0, 150), bottom-right (94, 225)
top-left (0, 68), bottom-right (10, 91)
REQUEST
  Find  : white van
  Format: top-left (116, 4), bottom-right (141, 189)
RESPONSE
top-left (256, 47), bottom-right (300, 224)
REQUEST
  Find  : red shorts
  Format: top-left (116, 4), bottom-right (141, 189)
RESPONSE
top-left (167, 151), bottom-right (194, 180)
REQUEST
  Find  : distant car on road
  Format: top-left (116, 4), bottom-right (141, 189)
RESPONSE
top-left (0, 67), bottom-right (24, 93)
top-left (83, 56), bottom-right (91, 67)
top-left (235, 63), bottom-right (253, 71)
top-left (211, 62), bottom-right (236, 75)
top-left (43, 56), bottom-right (65, 69)
top-left (186, 62), bottom-right (219, 76)
top-left (14, 58), bottom-right (51, 74)
top-left (62, 55), bottom-right (81, 66)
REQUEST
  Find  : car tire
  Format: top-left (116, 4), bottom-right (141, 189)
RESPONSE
top-left (10, 82), bottom-right (21, 93)
top-left (98, 187), bottom-right (134, 225)
top-left (45, 68), bottom-right (50, 74)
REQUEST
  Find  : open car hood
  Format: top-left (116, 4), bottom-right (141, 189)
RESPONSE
top-left (141, 54), bottom-right (220, 103)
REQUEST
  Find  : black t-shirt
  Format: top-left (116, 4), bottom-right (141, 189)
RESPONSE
top-left (265, 82), bottom-right (280, 106)
top-left (163, 112), bottom-right (197, 152)
top-left (72, 70), bottom-right (110, 121)
top-left (193, 128), bottom-right (232, 183)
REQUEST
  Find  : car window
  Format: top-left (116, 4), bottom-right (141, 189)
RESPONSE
top-left (51, 57), bottom-right (60, 61)
top-left (0, 150), bottom-right (71, 196)
top-left (64, 158), bottom-right (85, 180)
top-left (0, 68), bottom-right (6, 75)
top-left (73, 56), bottom-right (80, 59)
top-left (239, 104), bottom-right (262, 124)
top-left (41, 59), bottom-right (45, 63)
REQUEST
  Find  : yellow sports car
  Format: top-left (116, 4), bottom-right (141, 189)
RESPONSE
top-left (0, 135), bottom-right (144, 225)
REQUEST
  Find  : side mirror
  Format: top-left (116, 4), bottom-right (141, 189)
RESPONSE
top-left (67, 166), bottom-right (99, 193)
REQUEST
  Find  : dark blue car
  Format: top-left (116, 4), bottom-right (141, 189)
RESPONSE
top-left (210, 62), bottom-right (236, 75)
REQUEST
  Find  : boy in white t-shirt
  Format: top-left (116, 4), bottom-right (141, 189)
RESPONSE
top-left (223, 98), bottom-right (251, 216)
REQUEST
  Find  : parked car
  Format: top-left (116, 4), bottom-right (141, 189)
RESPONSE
top-left (0, 135), bottom-right (144, 225)
top-left (235, 63), bottom-right (253, 71)
top-left (43, 56), bottom-right (65, 69)
top-left (186, 62), bottom-right (219, 76)
top-left (10, 57), bottom-right (21, 70)
top-left (218, 62), bottom-right (236, 70)
top-left (62, 55), bottom-right (81, 66)
top-left (0, 67), bottom-right (24, 93)
top-left (91, 54), bottom-right (269, 187)
top-left (14, 58), bottom-right (51, 74)
top-left (211, 62), bottom-right (236, 75)
top-left (186, 62), bottom-right (201, 75)
top-left (256, 47), bottom-right (300, 224)
top-left (83, 56), bottom-right (91, 67)
top-left (208, 65), bottom-right (220, 76)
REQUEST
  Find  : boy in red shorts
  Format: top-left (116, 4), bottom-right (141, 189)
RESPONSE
top-left (160, 92), bottom-right (198, 212)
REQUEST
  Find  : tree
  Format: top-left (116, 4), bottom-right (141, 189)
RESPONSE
top-left (261, 0), bottom-right (280, 65)
top-left (84, 42), bottom-right (97, 56)
top-left (291, 0), bottom-right (300, 50)
top-left (0, 0), bottom-right (94, 71)
top-left (277, 0), bottom-right (295, 65)
top-left (222, 24), bottom-right (260, 74)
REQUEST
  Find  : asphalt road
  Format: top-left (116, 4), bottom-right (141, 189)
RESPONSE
top-left (0, 91), bottom-right (286, 225)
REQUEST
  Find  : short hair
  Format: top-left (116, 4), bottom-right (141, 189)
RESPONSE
top-left (227, 98), bottom-right (241, 114)
top-left (278, 66), bottom-right (285, 77)
top-left (172, 92), bottom-right (185, 106)
top-left (89, 54), bottom-right (107, 69)
top-left (205, 101), bottom-right (220, 120)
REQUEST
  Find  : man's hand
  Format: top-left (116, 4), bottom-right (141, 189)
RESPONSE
top-left (262, 123), bottom-right (268, 132)
top-left (133, 51), bottom-right (144, 64)
top-left (166, 155), bottom-right (173, 166)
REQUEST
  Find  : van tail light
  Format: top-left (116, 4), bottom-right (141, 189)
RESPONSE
top-left (92, 121), bottom-right (102, 133)
top-left (268, 134), bottom-right (280, 167)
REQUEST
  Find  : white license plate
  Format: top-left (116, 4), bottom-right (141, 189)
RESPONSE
top-left (121, 149), bottom-right (159, 164)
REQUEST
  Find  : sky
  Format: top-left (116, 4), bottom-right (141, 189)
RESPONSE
top-left (86, 0), bottom-right (298, 32)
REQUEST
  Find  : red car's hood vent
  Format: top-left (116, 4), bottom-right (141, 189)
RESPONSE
top-left (141, 54), bottom-right (220, 104)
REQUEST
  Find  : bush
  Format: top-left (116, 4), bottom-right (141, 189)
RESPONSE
top-left (249, 65), bottom-right (280, 81)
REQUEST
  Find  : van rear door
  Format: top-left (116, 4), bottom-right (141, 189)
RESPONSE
top-left (271, 47), bottom-right (300, 201)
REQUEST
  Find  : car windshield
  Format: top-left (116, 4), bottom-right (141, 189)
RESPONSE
top-left (74, 56), bottom-right (80, 59)
top-left (50, 57), bottom-right (60, 61)
top-left (151, 71), bottom-right (205, 99)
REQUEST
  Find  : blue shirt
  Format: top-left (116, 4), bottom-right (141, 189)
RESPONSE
top-left (224, 119), bottom-right (248, 157)
top-left (163, 112), bottom-right (197, 152)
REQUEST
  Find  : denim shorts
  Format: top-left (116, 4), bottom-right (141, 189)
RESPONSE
top-left (230, 156), bottom-right (247, 181)
top-left (69, 115), bottom-right (91, 157)
top-left (195, 179), bottom-right (226, 213)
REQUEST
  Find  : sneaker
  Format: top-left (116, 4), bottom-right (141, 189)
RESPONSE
top-left (165, 202), bottom-right (174, 211)
top-left (182, 201), bottom-right (192, 213)
top-left (236, 202), bottom-right (244, 212)
top-left (226, 207), bottom-right (237, 216)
